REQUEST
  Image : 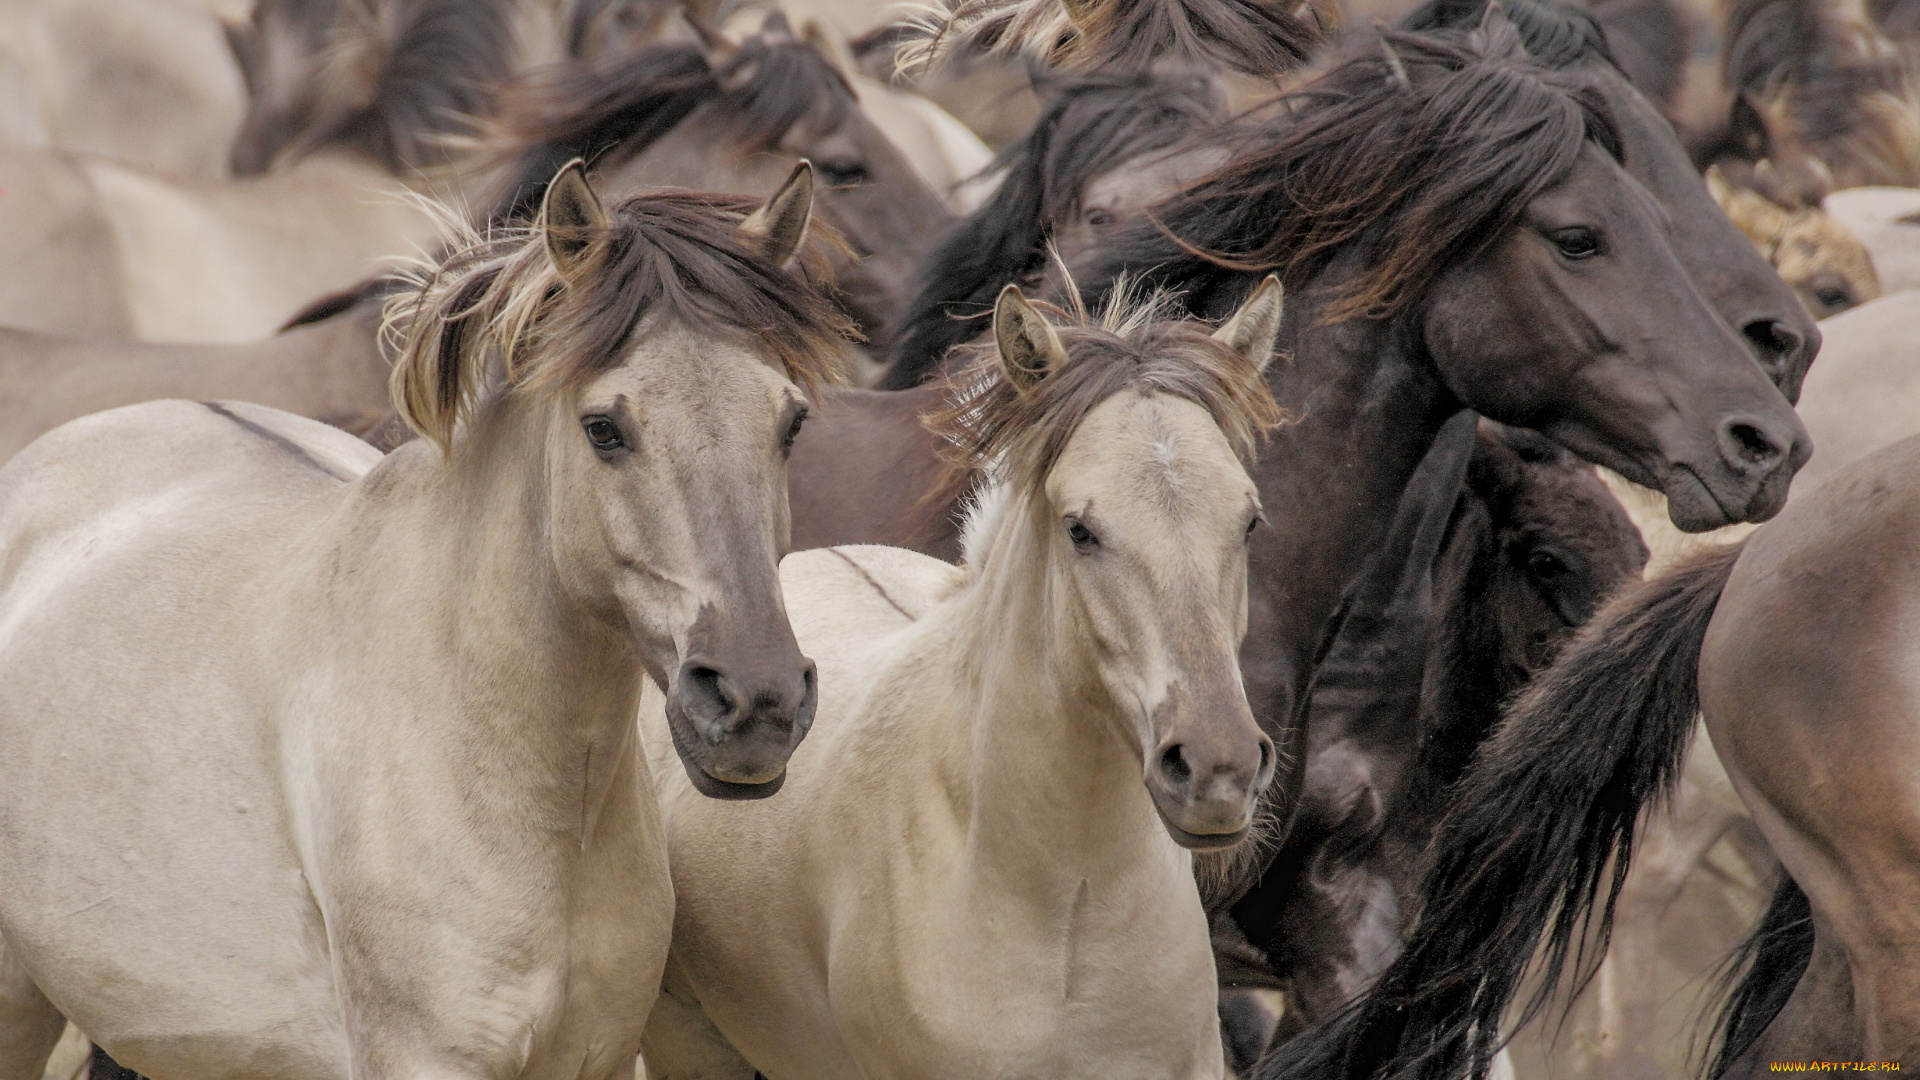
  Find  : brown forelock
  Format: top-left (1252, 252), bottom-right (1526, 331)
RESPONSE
top-left (924, 295), bottom-right (1282, 508)
top-left (387, 191), bottom-right (852, 450)
top-left (1151, 28), bottom-right (1622, 322)
top-left (481, 32), bottom-right (856, 225)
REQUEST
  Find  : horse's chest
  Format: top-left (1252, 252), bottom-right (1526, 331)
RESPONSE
top-left (834, 871), bottom-right (1222, 1079)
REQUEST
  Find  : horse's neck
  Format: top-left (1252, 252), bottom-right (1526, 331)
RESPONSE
top-left (1244, 273), bottom-right (1456, 737)
top-left (934, 498), bottom-right (1165, 887)
top-left (340, 397), bottom-right (641, 750)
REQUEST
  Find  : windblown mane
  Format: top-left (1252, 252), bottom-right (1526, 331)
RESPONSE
top-left (1074, 23), bottom-right (1623, 323)
top-left (385, 191), bottom-right (852, 452)
top-left (893, 0), bottom-right (1331, 77)
top-left (1718, 0), bottom-right (1920, 187)
top-left (231, 0), bottom-right (524, 174)
top-left (926, 287), bottom-right (1281, 514)
top-left (483, 25), bottom-right (856, 223)
top-left (883, 67), bottom-right (1224, 389)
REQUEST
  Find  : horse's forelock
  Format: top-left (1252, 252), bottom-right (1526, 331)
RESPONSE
top-left (925, 293), bottom-right (1283, 515)
top-left (387, 192), bottom-right (852, 454)
top-left (1120, 29), bottom-right (1617, 322)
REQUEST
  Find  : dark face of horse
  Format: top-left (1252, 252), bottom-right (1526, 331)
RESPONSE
top-left (1578, 63), bottom-right (1824, 402)
top-left (1424, 143), bottom-right (1812, 532)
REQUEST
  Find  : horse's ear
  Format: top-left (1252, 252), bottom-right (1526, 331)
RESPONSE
top-left (742, 162), bottom-right (815, 268)
top-left (540, 159), bottom-right (608, 275)
top-left (993, 284), bottom-right (1065, 392)
top-left (1469, 1), bottom-right (1528, 59)
top-left (1214, 275), bottom-right (1284, 376)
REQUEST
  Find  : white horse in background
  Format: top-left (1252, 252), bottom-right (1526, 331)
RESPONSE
top-left (641, 278), bottom-right (1286, 1079)
top-left (0, 162), bottom-right (844, 1080)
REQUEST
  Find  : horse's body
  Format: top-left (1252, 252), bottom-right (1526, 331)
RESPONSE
top-left (0, 299), bottom-right (389, 465)
top-left (641, 283), bottom-right (1285, 1080)
top-left (0, 172), bottom-right (844, 1080)
top-left (0, 146), bottom-right (439, 342)
top-left (0, 0), bottom-right (245, 179)
top-left (1245, 419), bottom-right (1647, 1039)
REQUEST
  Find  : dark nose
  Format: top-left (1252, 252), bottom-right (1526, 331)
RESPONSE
top-left (674, 655), bottom-right (816, 788)
top-left (1148, 727), bottom-right (1274, 850)
top-left (1716, 413), bottom-right (1794, 479)
top-left (1742, 317), bottom-right (1812, 400)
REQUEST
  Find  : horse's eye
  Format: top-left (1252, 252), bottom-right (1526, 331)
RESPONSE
top-left (781, 408), bottom-right (808, 454)
top-left (817, 160), bottom-right (868, 187)
top-left (1085, 208), bottom-right (1116, 227)
top-left (1814, 287), bottom-right (1852, 312)
top-left (1245, 514), bottom-right (1262, 541)
top-left (1065, 516), bottom-right (1099, 551)
top-left (1527, 550), bottom-right (1567, 577)
top-left (583, 415), bottom-right (626, 453)
top-left (1551, 228), bottom-right (1600, 260)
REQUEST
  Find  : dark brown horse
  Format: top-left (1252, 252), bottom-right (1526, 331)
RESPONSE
top-left (1218, 416), bottom-right (1646, 1066)
top-left (880, 65), bottom-right (1226, 389)
top-left (1061, 5), bottom-right (1805, 924)
top-left (1253, 437), bottom-right (1920, 1080)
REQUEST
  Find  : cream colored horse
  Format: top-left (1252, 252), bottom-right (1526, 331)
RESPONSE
top-left (640, 279), bottom-right (1284, 1080)
top-left (1706, 165), bottom-right (1884, 319)
top-left (0, 163), bottom-right (845, 1080)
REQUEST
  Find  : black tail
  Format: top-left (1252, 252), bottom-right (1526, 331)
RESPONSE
top-left (1709, 876), bottom-right (1813, 1077)
top-left (1255, 540), bottom-right (1746, 1080)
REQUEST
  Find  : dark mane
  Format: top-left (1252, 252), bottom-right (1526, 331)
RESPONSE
top-left (897, 0), bottom-right (1329, 77)
top-left (1399, 0), bottom-right (1613, 69)
top-left (232, 0), bottom-right (523, 174)
top-left (926, 292), bottom-right (1281, 510)
top-left (1076, 25), bottom-right (1623, 323)
top-left (483, 26), bottom-right (856, 223)
top-left (389, 190), bottom-right (853, 450)
top-left (882, 67), bottom-right (1223, 390)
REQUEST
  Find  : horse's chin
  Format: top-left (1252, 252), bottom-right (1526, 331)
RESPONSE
top-left (1152, 803), bottom-right (1252, 853)
top-left (681, 757), bottom-right (787, 800)
top-left (664, 700), bottom-right (790, 801)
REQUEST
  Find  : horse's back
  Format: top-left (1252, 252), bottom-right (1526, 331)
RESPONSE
top-left (0, 400), bottom-right (367, 1077)
top-left (780, 544), bottom-right (960, 660)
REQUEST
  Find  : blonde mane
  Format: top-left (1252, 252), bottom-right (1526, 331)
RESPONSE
top-left (382, 189), bottom-right (852, 453)
top-left (927, 279), bottom-right (1284, 518)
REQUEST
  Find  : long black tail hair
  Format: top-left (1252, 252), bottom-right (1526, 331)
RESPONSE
top-left (1709, 876), bottom-right (1815, 1076)
top-left (1255, 540), bottom-right (1747, 1080)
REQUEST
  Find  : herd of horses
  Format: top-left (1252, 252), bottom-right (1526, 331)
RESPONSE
top-left (0, 0), bottom-right (1917, 1077)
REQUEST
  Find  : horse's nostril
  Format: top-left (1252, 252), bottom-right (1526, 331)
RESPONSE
top-left (1726, 421), bottom-right (1782, 465)
top-left (1742, 318), bottom-right (1797, 368)
top-left (680, 665), bottom-right (733, 725)
top-left (1160, 745), bottom-right (1192, 786)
